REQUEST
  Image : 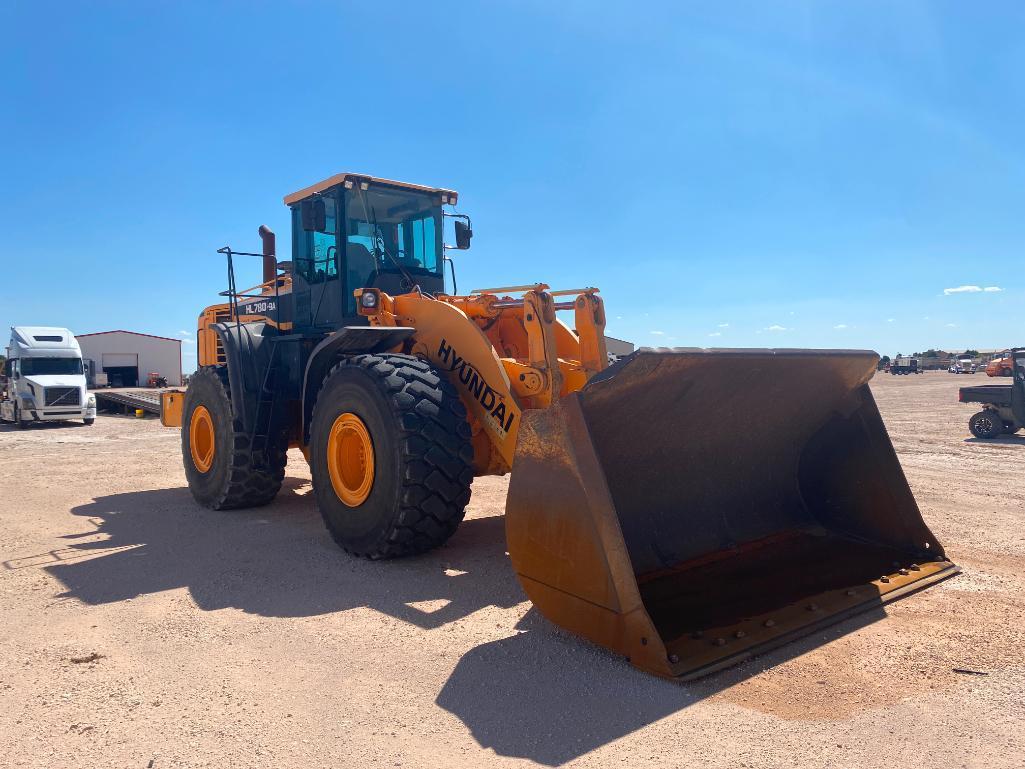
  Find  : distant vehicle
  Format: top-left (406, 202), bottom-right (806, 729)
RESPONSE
top-left (959, 348), bottom-right (1025, 438)
top-left (84, 359), bottom-right (108, 388)
top-left (147, 372), bottom-right (168, 388)
top-left (948, 363), bottom-right (958, 374)
top-left (956, 358), bottom-right (977, 374)
top-left (986, 354), bottom-right (1013, 377)
top-left (0, 326), bottom-right (97, 428)
top-left (890, 356), bottom-right (921, 375)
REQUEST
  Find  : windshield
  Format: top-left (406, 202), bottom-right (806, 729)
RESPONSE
top-left (20, 357), bottom-right (83, 376)
top-left (344, 187), bottom-right (441, 278)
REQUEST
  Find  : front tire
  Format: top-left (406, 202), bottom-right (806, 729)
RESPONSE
top-left (181, 366), bottom-right (287, 509)
top-left (15, 404), bottom-right (27, 429)
top-left (969, 410), bottom-right (1003, 439)
top-left (310, 353), bottom-right (474, 559)
top-left (84, 417), bottom-right (95, 426)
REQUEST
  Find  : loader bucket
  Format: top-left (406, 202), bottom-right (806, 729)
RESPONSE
top-left (506, 349), bottom-right (958, 679)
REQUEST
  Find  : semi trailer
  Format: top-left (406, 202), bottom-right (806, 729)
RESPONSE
top-left (890, 356), bottom-right (921, 374)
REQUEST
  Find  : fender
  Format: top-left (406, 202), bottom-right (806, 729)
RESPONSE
top-left (212, 321), bottom-right (279, 433)
top-left (390, 295), bottom-right (523, 471)
top-left (299, 326), bottom-right (417, 444)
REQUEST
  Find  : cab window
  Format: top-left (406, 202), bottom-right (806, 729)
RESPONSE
top-left (292, 196), bottom-right (338, 284)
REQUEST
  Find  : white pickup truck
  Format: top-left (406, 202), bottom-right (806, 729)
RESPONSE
top-left (0, 326), bottom-right (97, 428)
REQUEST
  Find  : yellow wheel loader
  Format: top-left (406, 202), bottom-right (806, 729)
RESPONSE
top-left (161, 173), bottom-right (958, 679)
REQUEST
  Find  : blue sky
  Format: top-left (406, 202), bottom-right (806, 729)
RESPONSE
top-left (2, 1), bottom-right (1022, 372)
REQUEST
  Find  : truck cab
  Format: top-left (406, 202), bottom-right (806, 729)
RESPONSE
top-left (0, 326), bottom-right (97, 428)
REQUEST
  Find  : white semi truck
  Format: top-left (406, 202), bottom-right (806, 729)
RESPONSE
top-left (0, 326), bottom-right (97, 428)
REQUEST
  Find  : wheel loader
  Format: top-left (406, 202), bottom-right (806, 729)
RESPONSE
top-left (161, 172), bottom-right (958, 679)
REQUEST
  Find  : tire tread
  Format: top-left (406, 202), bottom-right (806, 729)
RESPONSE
top-left (191, 366), bottom-right (287, 510)
top-left (316, 353), bottom-right (473, 559)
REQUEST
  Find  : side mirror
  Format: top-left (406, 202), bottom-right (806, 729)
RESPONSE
top-left (301, 198), bottom-right (327, 232)
top-left (454, 219), bottom-right (472, 250)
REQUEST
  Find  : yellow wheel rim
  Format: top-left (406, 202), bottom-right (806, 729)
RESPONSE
top-left (189, 405), bottom-right (216, 473)
top-left (327, 412), bottom-right (375, 507)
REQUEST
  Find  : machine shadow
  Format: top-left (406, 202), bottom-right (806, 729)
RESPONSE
top-left (963, 435), bottom-right (1025, 446)
top-left (37, 483), bottom-right (893, 766)
top-left (37, 481), bottom-right (524, 626)
top-left (436, 606), bottom-right (883, 766)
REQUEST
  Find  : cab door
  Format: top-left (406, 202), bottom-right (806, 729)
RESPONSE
top-left (292, 194), bottom-right (344, 331)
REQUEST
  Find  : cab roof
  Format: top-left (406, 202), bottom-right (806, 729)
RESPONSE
top-left (283, 173), bottom-right (458, 206)
top-left (9, 326), bottom-right (81, 355)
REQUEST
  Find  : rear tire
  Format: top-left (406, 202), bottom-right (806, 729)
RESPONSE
top-left (969, 410), bottom-right (1003, 439)
top-left (181, 366), bottom-right (287, 509)
top-left (310, 353), bottom-right (474, 559)
top-left (1003, 421), bottom-right (1019, 435)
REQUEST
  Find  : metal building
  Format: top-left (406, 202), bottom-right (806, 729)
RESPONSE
top-left (604, 335), bottom-right (635, 358)
top-left (77, 330), bottom-right (182, 388)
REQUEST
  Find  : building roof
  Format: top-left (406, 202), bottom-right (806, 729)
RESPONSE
top-left (283, 173), bottom-right (459, 206)
top-left (78, 330), bottom-right (182, 343)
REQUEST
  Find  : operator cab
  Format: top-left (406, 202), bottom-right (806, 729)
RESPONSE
top-left (284, 173), bottom-right (468, 332)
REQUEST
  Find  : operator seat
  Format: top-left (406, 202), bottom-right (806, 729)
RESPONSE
top-left (346, 242), bottom-right (379, 290)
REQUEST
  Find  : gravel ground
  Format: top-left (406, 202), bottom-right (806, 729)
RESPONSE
top-left (0, 372), bottom-right (1022, 768)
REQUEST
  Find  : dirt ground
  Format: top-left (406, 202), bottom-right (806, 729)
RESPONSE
top-left (1, 371), bottom-right (1022, 768)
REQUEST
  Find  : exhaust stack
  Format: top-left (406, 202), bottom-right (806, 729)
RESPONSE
top-left (258, 225), bottom-right (276, 284)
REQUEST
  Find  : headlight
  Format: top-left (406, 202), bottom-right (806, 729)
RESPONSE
top-left (87, 394), bottom-right (96, 406)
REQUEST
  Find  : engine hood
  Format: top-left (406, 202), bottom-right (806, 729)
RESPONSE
top-left (23, 375), bottom-right (87, 389)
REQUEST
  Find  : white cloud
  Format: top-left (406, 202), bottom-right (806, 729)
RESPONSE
top-left (650, 330), bottom-right (665, 336)
top-left (179, 329), bottom-right (193, 336)
top-left (717, 323), bottom-right (729, 328)
top-left (708, 332), bottom-right (722, 337)
top-left (886, 318), bottom-right (895, 323)
top-left (944, 285), bottom-right (1004, 295)
top-left (764, 324), bottom-right (787, 332)
top-left (833, 324), bottom-right (848, 330)
top-left (945, 323), bottom-right (957, 328)
top-left (181, 338), bottom-right (196, 345)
